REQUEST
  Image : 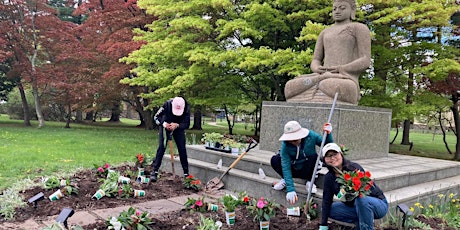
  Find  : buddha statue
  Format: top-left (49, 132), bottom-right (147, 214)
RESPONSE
top-left (285, 0), bottom-right (371, 105)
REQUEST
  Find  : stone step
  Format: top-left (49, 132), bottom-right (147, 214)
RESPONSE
top-left (160, 146), bottom-right (460, 208)
top-left (184, 145), bottom-right (460, 193)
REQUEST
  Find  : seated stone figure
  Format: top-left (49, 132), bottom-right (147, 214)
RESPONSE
top-left (285, 0), bottom-right (371, 105)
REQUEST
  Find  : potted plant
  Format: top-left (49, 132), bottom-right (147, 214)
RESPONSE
top-left (93, 171), bottom-right (120, 200)
top-left (60, 179), bottom-right (79, 196)
top-left (44, 176), bottom-right (60, 190)
top-left (118, 184), bottom-right (133, 198)
top-left (196, 214), bottom-right (222, 230)
top-left (107, 207), bottom-right (153, 230)
top-left (93, 163), bottom-right (110, 178)
top-left (184, 196), bottom-right (207, 214)
top-left (183, 174), bottom-right (202, 191)
top-left (201, 132), bottom-right (224, 147)
top-left (220, 194), bottom-right (239, 226)
top-left (247, 197), bottom-right (279, 230)
top-left (135, 153), bottom-right (147, 176)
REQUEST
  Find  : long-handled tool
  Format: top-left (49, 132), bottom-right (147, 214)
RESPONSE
top-left (168, 131), bottom-right (176, 177)
top-left (305, 92), bottom-right (338, 215)
top-left (205, 138), bottom-right (258, 192)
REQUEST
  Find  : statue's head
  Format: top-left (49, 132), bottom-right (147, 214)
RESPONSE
top-left (333, 0), bottom-right (356, 20)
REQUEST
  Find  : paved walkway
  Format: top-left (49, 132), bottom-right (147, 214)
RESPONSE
top-left (0, 190), bottom-right (228, 230)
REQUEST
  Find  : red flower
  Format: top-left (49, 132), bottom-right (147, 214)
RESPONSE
top-left (365, 171), bottom-right (371, 178)
top-left (191, 180), bottom-right (201, 185)
top-left (243, 196), bottom-right (249, 203)
top-left (364, 184), bottom-right (372, 191)
top-left (344, 173), bottom-right (351, 181)
top-left (352, 176), bottom-right (362, 191)
top-left (357, 171), bottom-right (364, 178)
top-left (186, 175), bottom-right (194, 179)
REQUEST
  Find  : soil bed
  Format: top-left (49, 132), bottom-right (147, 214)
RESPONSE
top-left (0, 164), bottom-right (452, 230)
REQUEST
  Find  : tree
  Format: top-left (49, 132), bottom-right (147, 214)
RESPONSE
top-left (74, 0), bottom-right (156, 128)
top-left (420, 59), bottom-right (460, 160)
top-left (362, 0), bottom-right (458, 145)
top-left (0, 0), bottom-right (67, 127)
top-left (122, 0), bottom-right (324, 136)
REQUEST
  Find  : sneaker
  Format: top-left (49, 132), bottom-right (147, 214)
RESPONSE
top-left (150, 172), bottom-right (158, 182)
top-left (273, 179), bottom-right (286, 190)
top-left (306, 181), bottom-right (317, 194)
top-left (184, 173), bottom-right (189, 178)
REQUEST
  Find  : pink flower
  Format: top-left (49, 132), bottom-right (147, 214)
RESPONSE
top-left (135, 211), bottom-right (140, 216)
top-left (313, 204), bottom-right (317, 209)
top-left (195, 200), bottom-right (203, 207)
top-left (257, 199), bottom-right (265, 208)
top-left (97, 167), bottom-right (104, 172)
top-left (104, 163), bottom-right (110, 169)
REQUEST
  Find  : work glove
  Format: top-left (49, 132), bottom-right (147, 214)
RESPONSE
top-left (154, 118), bottom-right (160, 125)
top-left (319, 226), bottom-right (328, 230)
top-left (323, 122), bottom-right (332, 134)
top-left (286, 191), bottom-right (298, 204)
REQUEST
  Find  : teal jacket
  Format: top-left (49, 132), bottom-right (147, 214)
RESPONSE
top-left (280, 130), bottom-right (333, 192)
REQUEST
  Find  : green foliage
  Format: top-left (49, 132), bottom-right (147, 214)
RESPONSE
top-left (61, 179), bottom-right (79, 196)
top-left (41, 223), bottom-right (84, 230)
top-left (2, 88), bottom-right (36, 120)
top-left (184, 196), bottom-right (207, 214)
top-left (118, 184), bottom-right (133, 199)
top-left (108, 207), bottom-right (153, 230)
top-left (183, 174), bottom-right (203, 191)
top-left (196, 214), bottom-right (221, 230)
top-left (44, 176), bottom-right (60, 190)
top-left (99, 171), bottom-right (121, 197)
top-left (220, 194), bottom-right (239, 212)
top-left (246, 197), bottom-right (279, 221)
top-left (0, 188), bottom-right (27, 220)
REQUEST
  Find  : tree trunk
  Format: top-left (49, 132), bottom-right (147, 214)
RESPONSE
top-left (65, 104), bottom-right (71, 128)
top-left (451, 93), bottom-right (460, 161)
top-left (30, 11), bottom-right (45, 128)
top-left (75, 111), bottom-right (83, 123)
top-left (191, 106), bottom-right (202, 130)
top-left (108, 103), bottom-right (121, 122)
top-left (223, 104), bottom-right (235, 135)
top-left (17, 82), bottom-right (31, 126)
top-left (85, 111), bottom-right (94, 121)
top-left (253, 103), bottom-right (261, 137)
top-left (390, 123), bottom-right (399, 144)
top-left (32, 84), bottom-right (45, 127)
top-left (401, 119), bottom-right (411, 145)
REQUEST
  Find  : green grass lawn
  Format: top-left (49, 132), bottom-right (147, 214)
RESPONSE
top-left (0, 114), bottom-right (457, 192)
top-left (389, 129), bottom-right (457, 160)
top-left (0, 115), bottom-right (256, 192)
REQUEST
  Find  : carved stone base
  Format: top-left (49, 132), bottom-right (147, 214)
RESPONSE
top-left (259, 101), bottom-right (392, 160)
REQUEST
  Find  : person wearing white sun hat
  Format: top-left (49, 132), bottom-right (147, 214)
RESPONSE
top-left (151, 97), bottom-right (190, 182)
top-left (320, 143), bottom-right (387, 230)
top-left (270, 120), bottom-right (333, 205)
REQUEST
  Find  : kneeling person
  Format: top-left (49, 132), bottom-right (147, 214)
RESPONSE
top-left (270, 120), bottom-right (333, 204)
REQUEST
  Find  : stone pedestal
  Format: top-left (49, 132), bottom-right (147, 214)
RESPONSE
top-left (259, 101), bottom-right (392, 160)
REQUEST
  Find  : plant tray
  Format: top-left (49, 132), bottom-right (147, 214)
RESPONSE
top-left (205, 146), bottom-right (231, 153)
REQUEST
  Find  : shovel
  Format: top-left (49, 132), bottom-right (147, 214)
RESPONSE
top-left (205, 138), bottom-right (258, 192)
top-left (304, 92), bottom-right (338, 216)
top-left (168, 131), bottom-right (176, 177)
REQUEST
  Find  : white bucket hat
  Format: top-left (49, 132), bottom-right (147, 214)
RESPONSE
top-left (278, 121), bottom-right (310, 141)
top-left (321, 143), bottom-right (342, 158)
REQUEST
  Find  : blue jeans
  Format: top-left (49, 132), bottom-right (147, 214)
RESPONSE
top-left (330, 197), bottom-right (388, 230)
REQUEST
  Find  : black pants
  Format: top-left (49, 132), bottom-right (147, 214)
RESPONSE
top-left (270, 153), bottom-right (317, 181)
top-left (152, 127), bottom-right (188, 175)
